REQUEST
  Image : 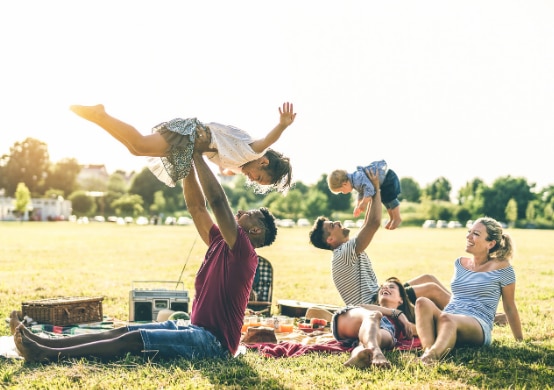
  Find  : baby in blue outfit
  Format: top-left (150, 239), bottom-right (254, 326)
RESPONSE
top-left (328, 159), bottom-right (402, 230)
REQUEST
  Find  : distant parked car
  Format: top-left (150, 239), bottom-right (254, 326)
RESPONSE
top-left (436, 220), bottom-right (448, 228)
top-left (447, 221), bottom-right (462, 228)
top-left (343, 220), bottom-right (356, 228)
top-left (177, 216), bottom-right (193, 225)
top-left (422, 220), bottom-right (436, 228)
top-left (277, 219), bottom-right (295, 228)
top-left (296, 218), bottom-right (310, 227)
top-left (136, 216), bottom-right (149, 225)
top-left (165, 216), bottom-right (176, 225)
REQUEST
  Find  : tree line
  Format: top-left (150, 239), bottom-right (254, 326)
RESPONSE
top-left (2, 137), bottom-right (553, 228)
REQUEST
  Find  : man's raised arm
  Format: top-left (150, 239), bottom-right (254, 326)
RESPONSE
top-left (192, 152), bottom-right (239, 249)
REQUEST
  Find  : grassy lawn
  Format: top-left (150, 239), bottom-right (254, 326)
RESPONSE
top-left (0, 222), bottom-right (553, 389)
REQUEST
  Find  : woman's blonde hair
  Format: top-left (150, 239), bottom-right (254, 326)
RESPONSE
top-left (475, 217), bottom-right (515, 261)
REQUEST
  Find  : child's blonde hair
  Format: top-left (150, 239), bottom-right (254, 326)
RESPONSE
top-left (327, 169), bottom-right (349, 193)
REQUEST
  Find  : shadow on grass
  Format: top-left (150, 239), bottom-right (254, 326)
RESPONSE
top-left (419, 342), bottom-right (554, 389)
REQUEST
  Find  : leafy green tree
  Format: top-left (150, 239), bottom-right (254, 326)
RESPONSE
top-left (150, 190), bottom-right (166, 215)
top-left (2, 138), bottom-right (50, 196)
top-left (266, 189), bottom-right (304, 219)
top-left (46, 158), bottom-right (81, 197)
top-left (480, 176), bottom-right (534, 221)
top-left (457, 178), bottom-right (485, 205)
top-left (399, 177), bottom-right (421, 202)
top-left (423, 177), bottom-right (451, 201)
top-left (455, 207), bottom-right (472, 225)
top-left (68, 190), bottom-right (96, 216)
top-left (291, 181), bottom-right (309, 195)
top-left (505, 198), bottom-right (518, 227)
top-left (103, 171), bottom-right (129, 215)
top-left (525, 200), bottom-right (537, 223)
top-left (315, 174), bottom-right (350, 212)
top-left (544, 202), bottom-right (553, 222)
top-left (303, 189), bottom-right (329, 220)
top-left (129, 168), bottom-right (165, 208)
top-left (111, 194), bottom-right (144, 217)
top-left (223, 175), bottom-right (263, 209)
top-left (14, 182), bottom-right (31, 219)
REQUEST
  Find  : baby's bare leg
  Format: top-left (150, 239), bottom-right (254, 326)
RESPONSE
top-left (70, 104), bottom-right (169, 157)
top-left (385, 205), bottom-right (402, 230)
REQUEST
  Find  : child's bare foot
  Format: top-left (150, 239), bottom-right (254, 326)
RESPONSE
top-left (14, 324), bottom-right (49, 363)
top-left (9, 310), bottom-right (22, 335)
top-left (69, 104), bottom-right (106, 123)
top-left (385, 207), bottom-right (402, 230)
top-left (344, 348), bottom-right (373, 369)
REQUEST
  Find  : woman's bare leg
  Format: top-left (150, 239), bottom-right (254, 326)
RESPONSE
top-left (419, 313), bottom-right (484, 365)
top-left (415, 297), bottom-right (440, 353)
top-left (70, 104), bottom-right (169, 157)
top-left (14, 324), bottom-right (144, 363)
top-left (345, 311), bottom-right (392, 369)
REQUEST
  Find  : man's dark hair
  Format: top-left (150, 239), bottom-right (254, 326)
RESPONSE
top-left (308, 216), bottom-right (332, 250)
top-left (259, 207), bottom-right (277, 247)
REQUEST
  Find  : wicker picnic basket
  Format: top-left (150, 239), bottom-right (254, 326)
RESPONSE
top-left (21, 296), bottom-right (104, 326)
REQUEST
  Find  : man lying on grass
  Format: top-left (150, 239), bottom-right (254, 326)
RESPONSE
top-left (11, 150), bottom-right (278, 363)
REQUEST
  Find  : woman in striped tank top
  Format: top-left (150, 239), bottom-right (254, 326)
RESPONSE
top-left (415, 217), bottom-right (523, 365)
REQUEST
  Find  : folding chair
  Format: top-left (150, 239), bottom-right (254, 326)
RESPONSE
top-left (247, 256), bottom-right (273, 315)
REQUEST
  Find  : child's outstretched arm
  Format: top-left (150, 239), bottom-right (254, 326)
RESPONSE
top-left (354, 197), bottom-right (371, 218)
top-left (250, 102), bottom-right (296, 153)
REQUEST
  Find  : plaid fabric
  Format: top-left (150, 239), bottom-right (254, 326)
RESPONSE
top-left (252, 256), bottom-right (273, 302)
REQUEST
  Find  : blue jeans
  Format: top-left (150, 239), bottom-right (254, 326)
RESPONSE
top-left (127, 320), bottom-right (229, 360)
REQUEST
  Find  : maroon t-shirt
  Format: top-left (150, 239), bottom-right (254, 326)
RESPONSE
top-left (190, 224), bottom-right (258, 356)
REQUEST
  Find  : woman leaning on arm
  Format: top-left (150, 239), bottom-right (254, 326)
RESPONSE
top-left (415, 217), bottom-right (523, 365)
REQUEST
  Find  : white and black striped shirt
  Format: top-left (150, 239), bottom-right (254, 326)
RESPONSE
top-left (332, 238), bottom-right (379, 305)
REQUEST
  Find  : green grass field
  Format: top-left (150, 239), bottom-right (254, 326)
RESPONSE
top-left (1, 222), bottom-right (553, 389)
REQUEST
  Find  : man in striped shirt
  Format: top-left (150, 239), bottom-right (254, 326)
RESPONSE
top-left (309, 167), bottom-right (382, 305)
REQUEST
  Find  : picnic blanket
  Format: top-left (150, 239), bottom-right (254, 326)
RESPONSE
top-left (244, 328), bottom-right (422, 358)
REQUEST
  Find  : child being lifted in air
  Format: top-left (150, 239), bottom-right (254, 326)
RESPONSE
top-left (70, 102), bottom-right (296, 193)
top-left (328, 159), bottom-right (402, 230)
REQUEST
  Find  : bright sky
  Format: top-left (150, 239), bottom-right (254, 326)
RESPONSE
top-left (1, 1), bottom-right (553, 196)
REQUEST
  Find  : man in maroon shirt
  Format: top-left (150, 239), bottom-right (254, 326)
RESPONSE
top-left (11, 151), bottom-right (278, 363)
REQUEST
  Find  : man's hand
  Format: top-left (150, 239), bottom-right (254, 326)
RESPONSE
top-left (278, 102), bottom-right (296, 127)
top-left (364, 166), bottom-right (380, 192)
